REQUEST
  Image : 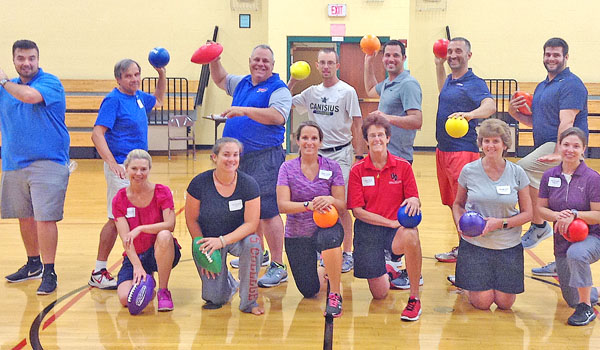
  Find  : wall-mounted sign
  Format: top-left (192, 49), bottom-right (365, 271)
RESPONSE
top-left (328, 4), bottom-right (346, 17)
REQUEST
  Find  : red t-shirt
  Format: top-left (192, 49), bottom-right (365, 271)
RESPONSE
top-left (112, 184), bottom-right (175, 255)
top-left (348, 152), bottom-right (419, 220)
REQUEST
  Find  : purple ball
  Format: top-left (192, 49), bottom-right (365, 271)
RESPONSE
top-left (127, 275), bottom-right (155, 315)
top-left (459, 211), bottom-right (486, 237)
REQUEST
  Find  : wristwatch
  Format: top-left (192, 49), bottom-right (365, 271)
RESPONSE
top-left (303, 201), bottom-right (310, 211)
top-left (502, 219), bottom-right (509, 229)
top-left (355, 155), bottom-right (364, 160)
top-left (570, 209), bottom-right (578, 219)
top-left (0, 79), bottom-right (8, 87)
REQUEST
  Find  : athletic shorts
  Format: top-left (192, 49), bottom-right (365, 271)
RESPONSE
top-left (436, 149), bottom-right (479, 206)
top-left (516, 142), bottom-right (558, 189)
top-left (455, 238), bottom-right (524, 294)
top-left (320, 143), bottom-right (353, 197)
top-left (353, 219), bottom-right (396, 279)
top-left (1, 160), bottom-right (69, 221)
top-left (117, 238), bottom-right (181, 286)
top-left (240, 145), bottom-right (285, 219)
top-left (104, 162), bottom-right (129, 219)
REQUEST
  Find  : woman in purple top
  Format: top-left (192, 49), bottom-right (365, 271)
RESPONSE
top-left (276, 121), bottom-right (346, 317)
top-left (538, 127), bottom-right (600, 326)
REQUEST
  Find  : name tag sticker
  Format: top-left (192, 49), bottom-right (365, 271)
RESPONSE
top-left (229, 199), bottom-right (243, 211)
top-left (496, 185), bottom-right (510, 195)
top-left (126, 207), bottom-right (135, 218)
top-left (548, 177), bottom-right (561, 188)
top-left (319, 169), bottom-right (333, 180)
top-left (136, 98), bottom-right (144, 109)
top-left (362, 176), bottom-right (375, 187)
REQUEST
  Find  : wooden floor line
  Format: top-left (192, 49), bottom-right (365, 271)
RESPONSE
top-left (21, 206), bottom-right (187, 350)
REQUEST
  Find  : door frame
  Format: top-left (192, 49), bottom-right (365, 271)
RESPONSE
top-left (285, 36), bottom-right (391, 151)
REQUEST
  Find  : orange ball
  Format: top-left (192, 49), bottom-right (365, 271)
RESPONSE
top-left (360, 35), bottom-right (381, 55)
top-left (513, 91), bottom-right (533, 116)
top-left (313, 206), bottom-right (339, 228)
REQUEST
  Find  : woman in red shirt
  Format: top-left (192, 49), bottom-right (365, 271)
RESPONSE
top-left (113, 149), bottom-right (180, 312)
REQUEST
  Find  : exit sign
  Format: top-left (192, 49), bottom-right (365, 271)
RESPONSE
top-left (328, 4), bottom-right (346, 17)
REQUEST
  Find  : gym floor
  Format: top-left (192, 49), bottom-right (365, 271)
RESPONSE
top-left (1, 152), bottom-right (599, 350)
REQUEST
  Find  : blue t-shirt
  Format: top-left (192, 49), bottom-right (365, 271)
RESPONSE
top-left (0, 68), bottom-right (69, 171)
top-left (532, 68), bottom-right (588, 148)
top-left (94, 88), bottom-right (156, 164)
top-left (224, 73), bottom-right (291, 153)
top-left (375, 70), bottom-right (422, 161)
top-left (436, 69), bottom-right (492, 152)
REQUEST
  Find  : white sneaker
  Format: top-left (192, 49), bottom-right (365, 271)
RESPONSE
top-left (88, 269), bottom-right (117, 290)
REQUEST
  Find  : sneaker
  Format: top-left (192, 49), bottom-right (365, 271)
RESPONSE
top-left (447, 275), bottom-right (456, 286)
top-left (37, 271), bottom-right (57, 295)
top-left (324, 292), bottom-right (342, 318)
top-left (401, 297), bottom-right (422, 321)
top-left (88, 268), bottom-right (117, 289)
top-left (341, 252), bottom-right (354, 273)
top-left (568, 303), bottom-right (596, 326)
top-left (257, 262), bottom-right (288, 288)
top-left (521, 223), bottom-right (553, 249)
top-left (390, 269), bottom-right (424, 290)
top-left (5, 263), bottom-right (43, 283)
top-left (318, 252), bottom-right (325, 267)
top-left (435, 247), bottom-right (458, 263)
top-left (230, 250), bottom-right (269, 269)
top-left (157, 289), bottom-right (174, 311)
top-left (386, 261), bottom-right (402, 280)
top-left (531, 261), bottom-right (557, 277)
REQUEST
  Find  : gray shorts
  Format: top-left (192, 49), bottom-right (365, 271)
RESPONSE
top-left (516, 142), bottom-right (559, 189)
top-left (320, 143), bottom-right (353, 198)
top-left (104, 162), bottom-right (129, 219)
top-left (1, 160), bottom-right (69, 221)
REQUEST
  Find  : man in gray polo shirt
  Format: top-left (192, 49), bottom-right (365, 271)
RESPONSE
top-left (364, 39), bottom-right (423, 163)
top-left (363, 39), bottom-right (423, 289)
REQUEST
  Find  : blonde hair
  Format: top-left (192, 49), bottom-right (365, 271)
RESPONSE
top-left (477, 119), bottom-right (512, 156)
top-left (124, 149), bottom-right (152, 169)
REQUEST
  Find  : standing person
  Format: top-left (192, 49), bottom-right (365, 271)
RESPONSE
top-left (277, 121), bottom-right (346, 317)
top-left (509, 38), bottom-right (588, 277)
top-left (185, 138), bottom-right (264, 315)
top-left (114, 150), bottom-right (179, 312)
top-left (89, 58), bottom-right (166, 289)
top-left (209, 44), bottom-right (292, 288)
top-left (287, 48), bottom-right (364, 273)
top-left (1, 39), bottom-right (70, 295)
top-left (451, 119), bottom-right (532, 310)
top-left (538, 127), bottom-right (600, 326)
top-left (347, 115), bottom-right (423, 321)
top-left (363, 39), bottom-right (422, 163)
top-left (433, 37), bottom-right (496, 263)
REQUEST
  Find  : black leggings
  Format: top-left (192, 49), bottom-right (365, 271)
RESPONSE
top-left (284, 237), bottom-right (320, 298)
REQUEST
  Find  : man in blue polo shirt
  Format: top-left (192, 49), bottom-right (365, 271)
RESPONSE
top-left (209, 44), bottom-right (292, 288)
top-left (509, 37), bottom-right (588, 277)
top-left (433, 37), bottom-right (496, 265)
top-left (88, 58), bottom-right (166, 289)
top-left (0, 40), bottom-right (70, 295)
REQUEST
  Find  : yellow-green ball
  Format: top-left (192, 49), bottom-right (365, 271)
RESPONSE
top-left (290, 61), bottom-right (311, 80)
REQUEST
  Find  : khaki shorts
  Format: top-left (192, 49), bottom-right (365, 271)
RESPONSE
top-left (320, 143), bottom-right (353, 198)
top-left (1, 160), bottom-right (69, 221)
top-left (516, 142), bottom-right (559, 189)
top-left (104, 162), bottom-right (129, 219)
